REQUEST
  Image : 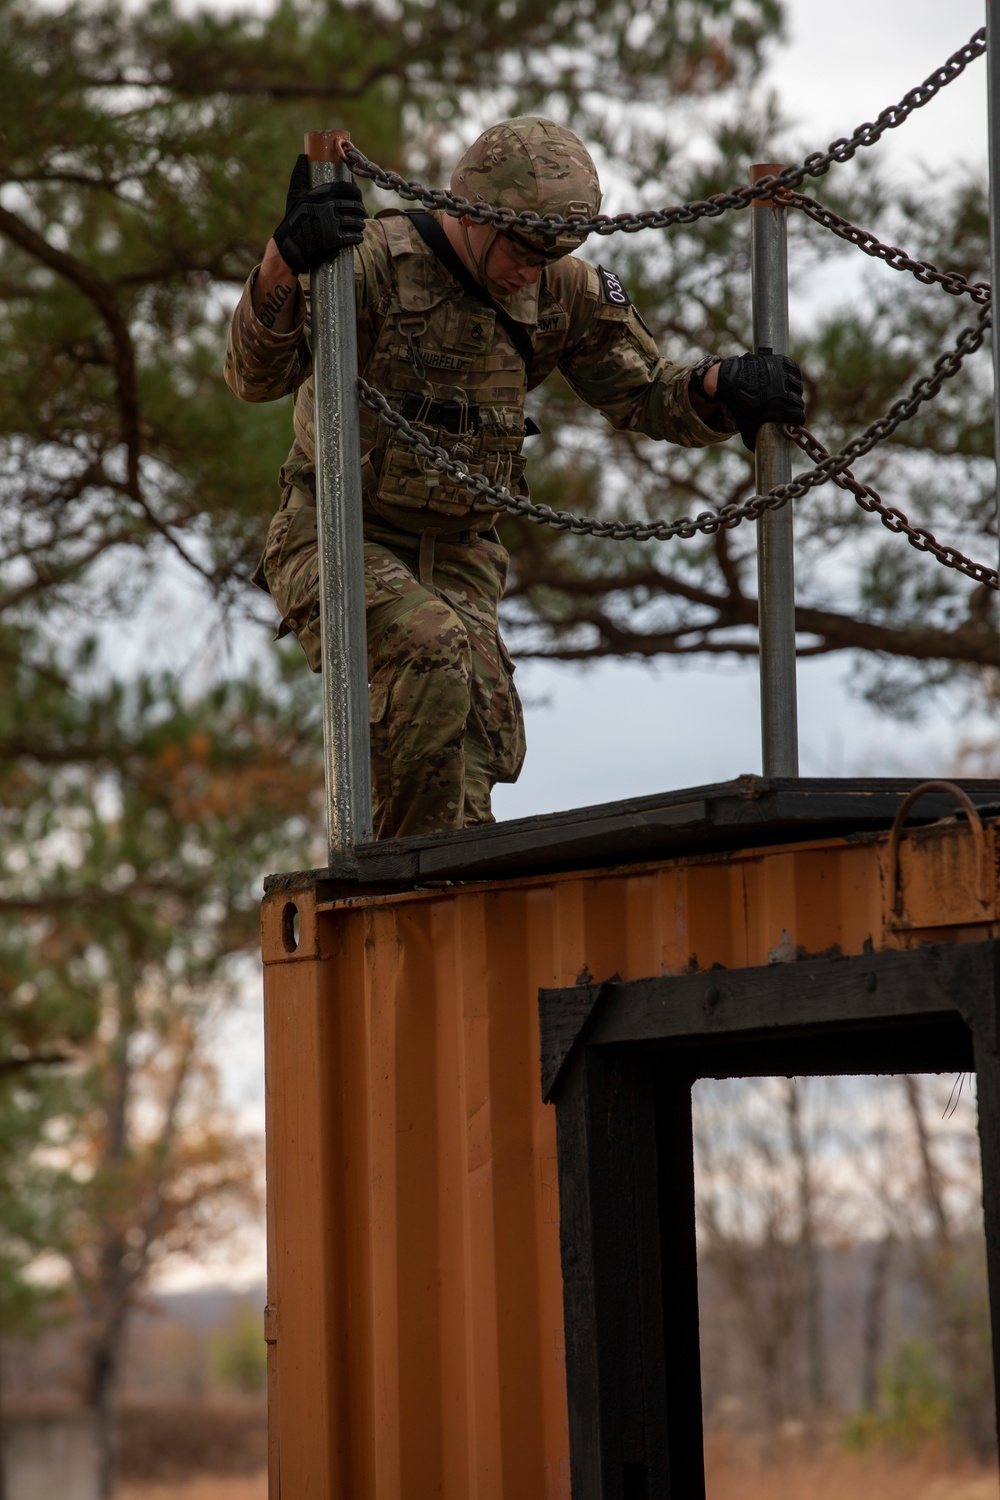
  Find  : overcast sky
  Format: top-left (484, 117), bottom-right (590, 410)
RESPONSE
top-left (771, 0), bottom-right (987, 176)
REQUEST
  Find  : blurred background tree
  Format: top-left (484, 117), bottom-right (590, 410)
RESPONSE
top-left (0, 0), bottom-right (781, 1366)
top-left (0, 0), bottom-right (785, 1487)
top-left (0, 0), bottom-right (997, 1491)
top-left (0, 0), bottom-right (780, 620)
top-left (0, 624), bottom-right (322, 1490)
top-left (210, 1298), bottom-right (268, 1396)
top-left (6, 0), bottom-right (993, 709)
top-left (695, 1073), bottom-right (994, 1464)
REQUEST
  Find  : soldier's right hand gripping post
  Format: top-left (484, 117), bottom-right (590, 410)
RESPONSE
top-left (224, 118), bottom-right (805, 842)
top-left (252, 154), bottom-right (366, 334)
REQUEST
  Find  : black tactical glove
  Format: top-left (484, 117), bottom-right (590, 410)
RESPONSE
top-left (272, 154), bottom-right (367, 276)
top-left (715, 348), bottom-right (805, 452)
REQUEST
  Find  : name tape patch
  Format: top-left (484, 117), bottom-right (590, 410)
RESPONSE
top-left (598, 266), bottom-right (632, 307)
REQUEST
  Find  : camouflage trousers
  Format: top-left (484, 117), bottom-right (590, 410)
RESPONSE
top-left (260, 484), bottom-right (526, 840)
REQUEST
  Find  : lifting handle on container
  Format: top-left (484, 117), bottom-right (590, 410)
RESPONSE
top-left (887, 779), bottom-right (990, 917)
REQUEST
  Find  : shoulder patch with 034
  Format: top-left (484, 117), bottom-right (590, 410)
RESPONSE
top-left (598, 266), bottom-right (632, 307)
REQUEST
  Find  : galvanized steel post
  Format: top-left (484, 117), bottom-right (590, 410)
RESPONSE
top-left (751, 162), bottom-right (799, 778)
top-left (988, 0), bottom-right (1000, 573)
top-left (304, 130), bottom-right (373, 856)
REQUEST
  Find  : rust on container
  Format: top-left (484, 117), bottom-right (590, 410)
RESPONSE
top-left (260, 778), bottom-right (1000, 1498)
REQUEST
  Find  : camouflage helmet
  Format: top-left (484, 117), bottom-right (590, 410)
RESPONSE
top-left (451, 117), bottom-right (601, 256)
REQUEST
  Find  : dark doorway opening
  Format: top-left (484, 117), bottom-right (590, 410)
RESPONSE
top-left (540, 941), bottom-right (1000, 1500)
top-left (693, 1071), bottom-right (997, 1495)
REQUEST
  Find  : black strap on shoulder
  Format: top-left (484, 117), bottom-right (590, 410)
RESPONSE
top-left (404, 210), bottom-right (535, 369)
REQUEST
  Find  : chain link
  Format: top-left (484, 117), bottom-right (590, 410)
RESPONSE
top-left (344, 28), bottom-right (986, 240)
top-left (785, 426), bottom-right (998, 590)
top-left (357, 300), bottom-right (991, 554)
top-left (788, 192), bottom-right (991, 302)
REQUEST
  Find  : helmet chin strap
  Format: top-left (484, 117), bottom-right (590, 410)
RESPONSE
top-left (459, 219), bottom-right (508, 298)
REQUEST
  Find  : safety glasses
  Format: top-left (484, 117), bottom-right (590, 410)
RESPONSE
top-left (498, 227), bottom-right (568, 266)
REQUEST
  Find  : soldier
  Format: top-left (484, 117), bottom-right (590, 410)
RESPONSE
top-left (225, 117), bottom-right (804, 840)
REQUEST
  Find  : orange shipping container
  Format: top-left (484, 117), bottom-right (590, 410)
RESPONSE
top-left (260, 777), bottom-right (1000, 1499)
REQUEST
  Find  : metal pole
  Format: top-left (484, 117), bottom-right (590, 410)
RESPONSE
top-left (304, 129), bottom-right (373, 856)
top-left (751, 162), bottom-right (799, 778)
top-left (987, 0), bottom-right (1000, 574)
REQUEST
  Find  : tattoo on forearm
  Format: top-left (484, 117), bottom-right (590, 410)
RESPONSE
top-left (258, 282), bottom-right (294, 329)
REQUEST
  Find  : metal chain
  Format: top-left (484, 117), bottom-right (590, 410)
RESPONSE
top-left (767, 302), bottom-right (992, 503)
top-left (785, 425), bottom-right (998, 590)
top-left (788, 192), bottom-right (991, 303)
top-left (356, 376), bottom-right (760, 539)
top-left (344, 28), bottom-right (986, 239)
top-left (357, 300), bottom-right (991, 544)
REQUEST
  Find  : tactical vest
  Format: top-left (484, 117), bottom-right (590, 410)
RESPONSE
top-left (357, 212), bottom-right (533, 532)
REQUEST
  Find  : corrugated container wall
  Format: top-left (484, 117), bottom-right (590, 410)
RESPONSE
top-left (261, 791), bottom-right (1000, 1500)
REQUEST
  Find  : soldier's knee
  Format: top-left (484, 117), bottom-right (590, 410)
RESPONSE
top-left (381, 596), bottom-right (471, 685)
top-left (378, 597), bottom-right (473, 749)
top-left (261, 491), bottom-right (323, 671)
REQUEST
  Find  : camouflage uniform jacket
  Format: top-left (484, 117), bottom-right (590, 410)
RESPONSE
top-left (224, 209), bottom-right (734, 529)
